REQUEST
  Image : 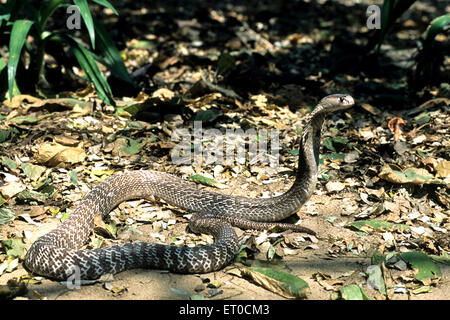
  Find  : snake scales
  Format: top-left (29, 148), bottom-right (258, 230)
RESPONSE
top-left (24, 94), bottom-right (354, 280)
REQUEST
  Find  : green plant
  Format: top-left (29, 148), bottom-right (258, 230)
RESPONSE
top-left (413, 14), bottom-right (450, 84)
top-left (366, 0), bottom-right (416, 53)
top-left (0, 0), bottom-right (134, 106)
top-left (365, 1), bottom-right (449, 88)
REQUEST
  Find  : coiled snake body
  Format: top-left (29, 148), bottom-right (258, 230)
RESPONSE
top-left (24, 94), bottom-right (354, 280)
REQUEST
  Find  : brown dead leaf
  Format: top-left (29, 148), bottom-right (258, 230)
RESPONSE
top-left (287, 33), bottom-right (313, 45)
top-left (35, 142), bottom-right (86, 167)
top-left (435, 160), bottom-right (450, 179)
top-left (54, 135), bottom-right (81, 147)
top-left (378, 164), bottom-right (441, 185)
top-left (360, 103), bottom-right (381, 116)
top-left (313, 272), bottom-right (344, 291)
top-left (407, 97), bottom-right (450, 115)
top-left (156, 56), bottom-right (181, 69)
top-left (111, 137), bottom-right (127, 157)
top-left (3, 94), bottom-right (41, 109)
top-left (27, 98), bottom-right (92, 113)
top-left (319, 278), bottom-right (344, 291)
top-left (0, 182), bottom-right (26, 199)
top-left (152, 88), bottom-right (175, 101)
top-left (251, 94), bottom-right (268, 108)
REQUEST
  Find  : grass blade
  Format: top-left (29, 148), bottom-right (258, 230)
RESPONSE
top-left (93, 18), bottom-right (134, 85)
top-left (54, 33), bottom-right (115, 106)
top-left (39, 0), bottom-right (65, 31)
top-left (73, 0), bottom-right (95, 49)
top-left (91, 0), bottom-right (118, 15)
top-left (0, 0), bottom-right (16, 28)
top-left (8, 19), bottom-right (34, 100)
top-left (424, 14), bottom-right (450, 44)
top-left (376, 0), bottom-right (394, 51)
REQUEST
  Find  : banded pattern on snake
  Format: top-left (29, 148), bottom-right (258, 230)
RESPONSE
top-left (24, 94), bottom-right (354, 280)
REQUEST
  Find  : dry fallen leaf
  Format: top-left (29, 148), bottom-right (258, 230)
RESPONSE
top-left (378, 164), bottom-right (442, 185)
top-left (152, 88), bottom-right (175, 101)
top-left (360, 103), bottom-right (381, 116)
top-left (35, 142), bottom-right (86, 166)
top-left (435, 160), bottom-right (450, 179)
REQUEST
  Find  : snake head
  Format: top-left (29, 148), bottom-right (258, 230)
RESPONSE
top-left (319, 94), bottom-right (355, 112)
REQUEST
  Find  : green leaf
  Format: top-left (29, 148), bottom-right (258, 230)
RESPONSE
top-left (375, 0), bottom-right (416, 52)
top-left (0, 128), bottom-right (11, 142)
top-left (398, 251), bottom-right (442, 282)
top-left (323, 137), bottom-right (336, 152)
top-left (414, 112), bottom-right (430, 125)
top-left (326, 216), bottom-right (337, 224)
top-left (0, 0), bottom-right (16, 28)
top-left (0, 156), bottom-right (17, 170)
top-left (0, 57), bottom-right (9, 94)
top-left (215, 51), bottom-right (235, 77)
top-left (412, 285), bottom-right (432, 295)
top-left (35, 181), bottom-right (56, 198)
top-left (194, 109), bottom-right (222, 123)
top-left (105, 220), bottom-right (117, 238)
top-left (379, 164), bottom-right (444, 185)
top-left (39, 0), bottom-right (65, 31)
top-left (349, 220), bottom-right (409, 232)
top-left (247, 267), bottom-right (310, 299)
top-left (73, 0), bottom-right (96, 49)
top-left (424, 14), bottom-right (450, 44)
top-left (54, 34), bottom-right (115, 106)
top-left (2, 238), bottom-right (25, 258)
top-left (10, 116), bottom-right (39, 124)
top-left (91, 0), bottom-right (118, 15)
top-left (170, 287), bottom-right (190, 298)
top-left (93, 18), bottom-right (134, 85)
top-left (371, 249), bottom-right (386, 265)
top-left (16, 189), bottom-right (48, 204)
top-left (0, 208), bottom-right (15, 225)
top-left (190, 174), bottom-right (226, 189)
top-left (20, 163), bottom-right (46, 181)
top-left (378, 0), bottom-right (394, 50)
top-left (61, 210), bottom-right (71, 221)
top-left (323, 137), bottom-right (348, 152)
top-left (366, 265), bottom-right (386, 295)
top-left (119, 137), bottom-right (145, 155)
top-left (339, 284), bottom-right (370, 300)
top-left (8, 19), bottom-right (34, 100)
top-left (69, 170), bottom-right (79, 185)
top-left (429, 252), bottom-right (450, 266)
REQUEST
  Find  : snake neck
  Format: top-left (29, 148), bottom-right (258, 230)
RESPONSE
top-left (297, 113), bottom-right (324, 180)
top-left (280, 109), bottom-right (326, 211)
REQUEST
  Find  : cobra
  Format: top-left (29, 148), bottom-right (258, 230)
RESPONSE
top-left (24, 94), bottom-right (354, 280)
